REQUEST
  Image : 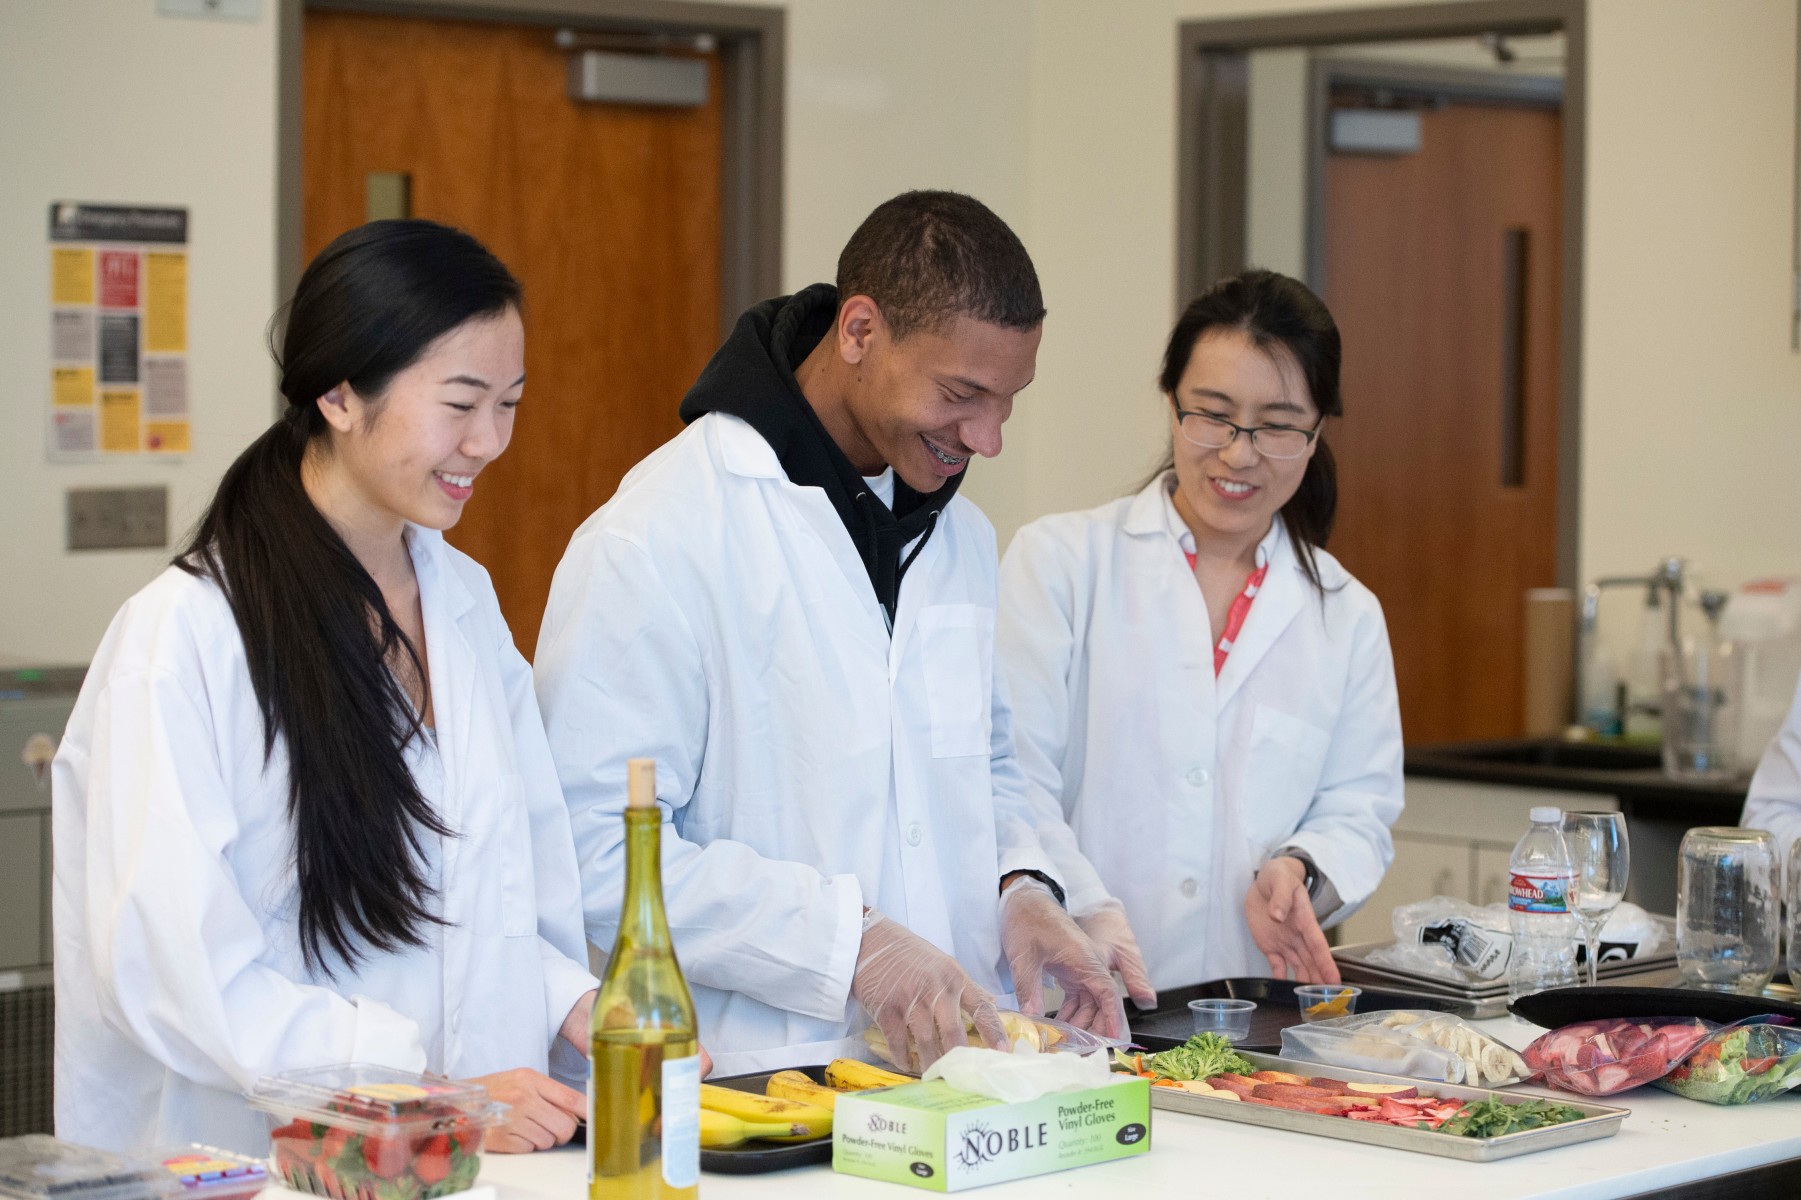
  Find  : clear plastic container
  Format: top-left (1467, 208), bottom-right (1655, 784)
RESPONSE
top-left (150, 1148), bottom-right (267, 1200)
top-left (246, 1064), bottom-right (508, 1200)
top-left (1294, 985), bottom-right (1361, 1022)
top-left (0, 1136), bottom-right (176, 1200)
top-left (1188, 998), bottom-right (1255, 1043)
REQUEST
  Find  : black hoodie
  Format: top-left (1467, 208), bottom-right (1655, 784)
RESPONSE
top-left (678, 284), bottom-right (963, 625)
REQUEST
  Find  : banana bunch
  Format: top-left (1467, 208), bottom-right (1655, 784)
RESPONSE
top-left (699, 1083), bottom-right (832, 1144)
top-left (698, 1109), bottom-right (808, 1150)
top-left (821, 1058), bottom-right (913, 1091)
top-left (698, 1059), bottom-right (920, 1151)
top-left (861, 1010), bottom-right (1066, 1064)
top-left (766, 1069), bottom-right (844, 1111)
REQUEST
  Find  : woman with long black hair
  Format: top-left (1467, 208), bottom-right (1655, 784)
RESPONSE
top-left (997, 269), bottom-right (1404, 992)
top-left (54, 220), bottom-right (597, 1153)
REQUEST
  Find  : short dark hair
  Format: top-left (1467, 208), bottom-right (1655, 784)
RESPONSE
top-left (836, 190), bottom-right (1044, 339)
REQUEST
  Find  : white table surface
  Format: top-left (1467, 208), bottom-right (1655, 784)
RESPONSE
top-left (476, 1017), bottom-right (1801, 1199)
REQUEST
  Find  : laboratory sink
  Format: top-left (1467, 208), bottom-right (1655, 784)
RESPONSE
top-left (1420, 738), bottom-right (1662, 772)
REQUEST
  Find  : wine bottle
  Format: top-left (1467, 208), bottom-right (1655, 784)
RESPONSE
top-left (590, 758), bottom-right (700, 1199)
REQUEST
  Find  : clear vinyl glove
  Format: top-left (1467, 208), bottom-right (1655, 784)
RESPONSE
top-left (851, 909), bottom-right (1009, 1073)
top-left (999, 877), bottom-right (1128, 1040)
top-left (1075, 898), bottom-right (1158, 1010)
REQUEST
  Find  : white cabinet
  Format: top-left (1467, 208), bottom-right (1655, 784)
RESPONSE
top-left (1333, 779), bottom-right (1618, 946)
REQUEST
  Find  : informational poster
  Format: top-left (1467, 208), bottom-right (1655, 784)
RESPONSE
top-left (49, 203), bottom-right (190, 458)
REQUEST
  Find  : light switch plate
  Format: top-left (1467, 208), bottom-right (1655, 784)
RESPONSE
top-left (157, 0), bottom-right (262, 22)
top-left (67, 487), bottom-right (168, 551)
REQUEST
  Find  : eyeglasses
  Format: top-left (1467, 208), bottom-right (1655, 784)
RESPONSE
top-left (1174, 410), bottom-right (1324, 460)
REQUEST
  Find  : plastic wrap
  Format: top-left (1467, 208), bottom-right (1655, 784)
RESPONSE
top-left (1653, 1016), bottom-right (1801, 1105)
top-left (1279, 1010), bottom-right (1529, 1085)
top-left (1521, 1016), bottom-right (1716, 1096)
top-left (1374, 896), bottom-right (1668, 986)
top-left (0, 1137), bottom-right (174, 1200)
top-left (864, 1008), bottom-right (1123, 1062)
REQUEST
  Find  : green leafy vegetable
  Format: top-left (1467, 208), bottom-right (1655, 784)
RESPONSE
top-left (1654, 1022), bottom-right (1801, 1105)
top-left (1122, 1034), bottom-right (1254, 1082)
top-left (1439, 1097), bottom-right (1587, 1138)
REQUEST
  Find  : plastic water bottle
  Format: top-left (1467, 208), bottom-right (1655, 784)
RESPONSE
top-left (1508, 806), bottom-right (1578, 1003)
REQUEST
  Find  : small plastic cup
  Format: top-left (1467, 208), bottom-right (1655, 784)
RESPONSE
top-left (1188, 997), bottom-right (1256, 1042)
top-left (1294, 984), bottom-right (1362, 1022)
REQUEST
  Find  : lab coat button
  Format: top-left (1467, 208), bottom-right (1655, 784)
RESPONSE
top-left (907, 822), bottom-right (923, 847)
top-left (1180, 878), bottom-right (1198, 898)
top-left (1186, 768), bottom-right (1211, 787)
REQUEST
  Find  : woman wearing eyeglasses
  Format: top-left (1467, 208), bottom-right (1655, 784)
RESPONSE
top-left (997, 269), bottom-right (1403, 992)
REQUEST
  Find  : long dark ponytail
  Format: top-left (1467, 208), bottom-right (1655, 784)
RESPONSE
top-left (1150, 269), bottom-right (1343, 592)
top-left (177, 219), bottom-right (521, 974)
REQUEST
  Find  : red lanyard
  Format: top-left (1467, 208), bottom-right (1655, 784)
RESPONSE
top-left (1185, 551), bottom-right (1269, 676)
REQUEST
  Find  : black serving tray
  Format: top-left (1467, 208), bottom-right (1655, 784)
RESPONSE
top-left (699, 1064), bottom-right (839, 1174)
top-left (1509, 983), bottom-right (1801, 1030)
top-left (1126, 976), bottom-right (1460, 1052)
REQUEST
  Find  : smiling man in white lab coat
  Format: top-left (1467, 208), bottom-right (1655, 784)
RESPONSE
top-left (535, 191), bottom-right (1128, 1074)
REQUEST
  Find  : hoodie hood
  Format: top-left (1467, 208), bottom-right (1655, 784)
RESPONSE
top-left (678, 283), bottom-right (963, 624)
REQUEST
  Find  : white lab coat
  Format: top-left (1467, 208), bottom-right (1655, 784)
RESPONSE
top-left (996, 475), bottom-right (1404, 990)
top-left (535, 413), bottom-right (1058, 1076)
top-left (1741, 670), bottom-right (1801, 864)
top-left (53, 527), bottom-right (595, 1154)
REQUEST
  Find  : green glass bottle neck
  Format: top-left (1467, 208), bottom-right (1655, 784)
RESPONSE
top-left (617, 806), bottom-right (670, 948)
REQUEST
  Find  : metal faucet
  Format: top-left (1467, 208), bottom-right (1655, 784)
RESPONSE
top-left (1575, 556), bottom-right (1687, 735)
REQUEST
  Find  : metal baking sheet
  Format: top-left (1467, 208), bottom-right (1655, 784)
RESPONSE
top-left (1128, 978), bottom-right (1462, 1051)
top-left (1145, 1049), bottom-right (1627, 1162)
top-left (1332, 937), bottom-right (1678, 1000)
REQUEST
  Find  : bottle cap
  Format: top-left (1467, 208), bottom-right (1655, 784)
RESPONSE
top-left (1530, 805), bottom-right (1562, 824)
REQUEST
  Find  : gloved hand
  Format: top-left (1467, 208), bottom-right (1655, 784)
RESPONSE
top-left (999, 876), bottom-right (1128, 1039)
top-left (1245, 856), bottom-right (1340, 984)
top-left (851, 910), bottom-right (1009, 1072)
top-left (1075, 899), bottom-right (1158, 1010)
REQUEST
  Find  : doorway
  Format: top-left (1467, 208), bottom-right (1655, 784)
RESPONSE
top-left (282, 0), bottom-right (782, 653)
top-left (1177, 2), bottom-right (1585, 745)
top-left (1320, 69), bottom-right (1563, 744)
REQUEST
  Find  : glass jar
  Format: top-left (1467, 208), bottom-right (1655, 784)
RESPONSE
top-left (1677, 826), bottom-right (1780, 993)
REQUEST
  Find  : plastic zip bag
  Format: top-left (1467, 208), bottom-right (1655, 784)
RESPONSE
top-left (1279, 1009), bottom-right (1529, 1085)
top-left (1521, 1015), bottom-right (1716, 1096)
top-left (1653, 1016), bottom-right (1801, 1105)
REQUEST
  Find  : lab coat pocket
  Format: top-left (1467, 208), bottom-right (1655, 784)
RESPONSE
top-left (1243, 705), bottom-right (1332, 850)
top-left (917, 603), bottom-right (995, 758)
top-left (466, 773), bottom-right (537, 938)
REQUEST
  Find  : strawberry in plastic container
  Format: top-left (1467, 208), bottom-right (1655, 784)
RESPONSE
top-left (1521, 1016), bottom-right (1717, 1096)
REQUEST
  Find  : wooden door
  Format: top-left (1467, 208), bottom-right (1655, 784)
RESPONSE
top-left (304, 10), bottom-right (723, 652)
top-left (1321, 98), bottom-right (1561, 745)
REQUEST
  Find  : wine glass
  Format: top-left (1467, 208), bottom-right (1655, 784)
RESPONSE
top-left (1564, 811), bottom-right (1630, 986)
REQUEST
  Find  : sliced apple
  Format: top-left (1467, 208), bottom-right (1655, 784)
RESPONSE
top-left (1173, 1080), bottom-right (1218, 1094)
top-left (1345, 1082), bottom-right (1417, 1098)
top-left (1312, 1095), bottom-right (1381, 1112)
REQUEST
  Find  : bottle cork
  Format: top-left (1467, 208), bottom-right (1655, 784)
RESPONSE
top-left (626, 757), bottom-right (657, 809)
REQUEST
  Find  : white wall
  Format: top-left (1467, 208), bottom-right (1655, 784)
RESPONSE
top-left (775, 0), bottom-right (1038, 545)
top-left (5, 0), bottom-right (1800, 664)
top-left (0, 2), bottom-right (280, 664)
top-left (1019, 0), bottom-right (1801, 600)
